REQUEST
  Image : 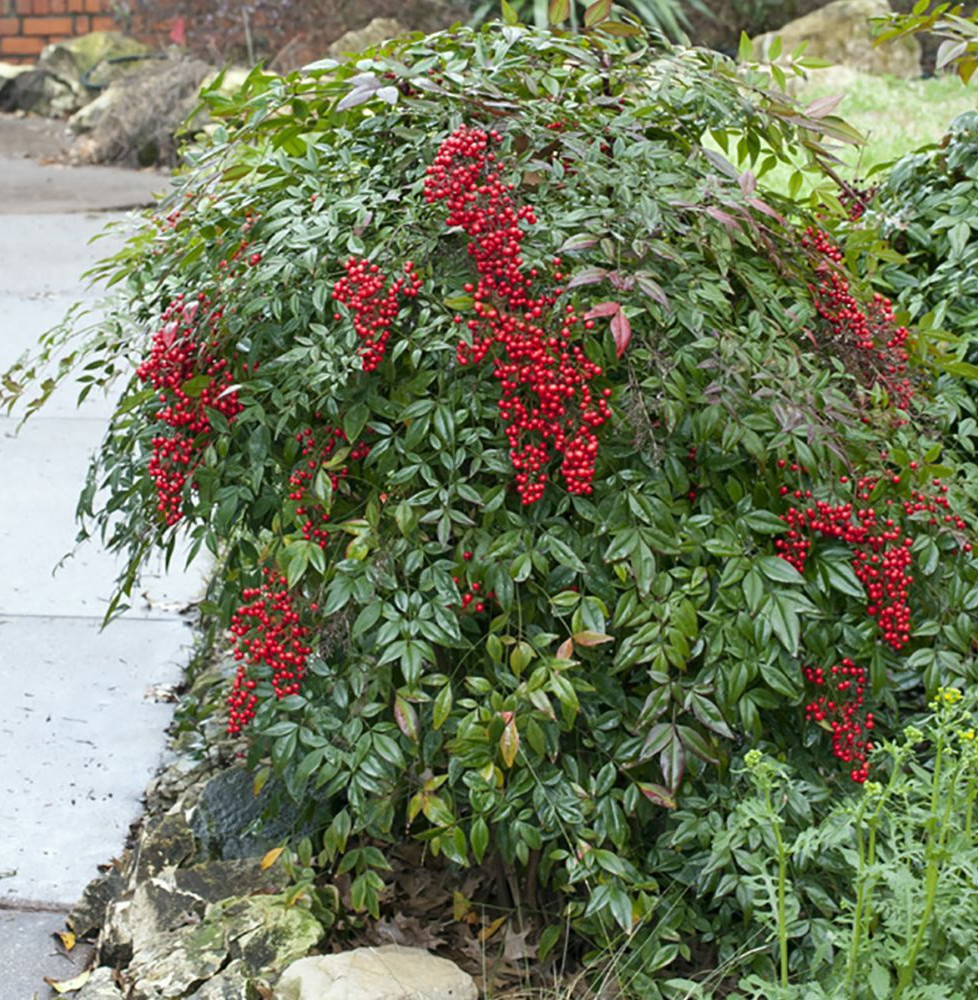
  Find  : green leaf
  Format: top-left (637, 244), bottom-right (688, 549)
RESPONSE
top-left (738, 31), bottom-right (754, 62)
top-left (343, 401), bottom-right (370, 443)
top-left (548, 0), bottom-right (570, 24)
top-left (757, 555), bottom-right (804, 585)
top-left (607, 885), bottom-right (633, 933)
top-left (500, 0), bottom-right (518, 25)
top-left (432, 682), bottom-right (453, 730)
top-left (471, 816), bottom-right (490, 863)
top-left (538, 924), bottom-right (562, 961)
top-left (545, 534), bottom-right (587, 573)
top-left (817, 553), bottom-right (865, 599)
top-left (742, 510), bottom-right (787, 534)
top-left (761, 592), bottom-right (800, 655)
top-left (690, 693), bottom-right (734, 739)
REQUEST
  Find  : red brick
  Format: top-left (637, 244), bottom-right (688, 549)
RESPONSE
top-left (0, 15), bottom-right (19, 32)
top-left (15, 0), bottom-right (32, 15)
top-left (68, 0), bottom-right (84, 10)
top-left (22, 14), bottom-right (71, 32)
top-left (74, 12), bottom-right (87, 31)
top-left (84, 0), bottom-right (103, 12)
top-left (1, 33), bottom-right (43, 53)
top-left (31, 0), bottom-right (50, 13)
top-left (51, 0), bottom-right (68, 14)
top-left (88, 13), bottom-right (112, 30)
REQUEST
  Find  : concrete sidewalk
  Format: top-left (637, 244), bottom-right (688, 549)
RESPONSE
top-left (1, 128), bottom-right (203, 998)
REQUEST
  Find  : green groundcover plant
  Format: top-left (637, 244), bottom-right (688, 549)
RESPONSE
top-left (4, 16), bottom-right (978, 993)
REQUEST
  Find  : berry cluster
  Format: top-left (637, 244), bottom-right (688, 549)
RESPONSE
top-left (424, 125), bottom-right (612, 503)
top-left (774, 465), bottom-right (970, 650)
top-left (802, 227), bottom-right (913, 413)
top-left (838, 180), bottom-right (878, 223)
top-left (136, 295), bottom-right (242, 526)
top-left (332, 258), bottom-right (422, 372)
top-left (804, 659), bottom-right (874, 782)
top-left (226, 569), bottom-right (314, 734)
top-left (288, 424), bottom-right (370, 549)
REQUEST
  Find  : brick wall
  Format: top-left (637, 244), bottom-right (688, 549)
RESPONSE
top-left (0, 0), bottom-right (115, 62)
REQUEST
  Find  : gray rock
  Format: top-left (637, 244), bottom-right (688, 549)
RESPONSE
top-left (100, 855), bottom-right (287, 969)
top-left (752, 0), bottom-right (921, 79)
top-left (128, 913), bottom-right (229, 999)
top-left (187, 959), bottom-right (253, 999)
top-left (76, 967), bottom-right (123, 999)
top-left (127, 894), bottom-right (322, 999)
top-left (68, 57), bottom-right (211, 167)
top-left (38, 31), bottom-right (151, 94)
top-left (274, 946), bottom-right (478, 1000)
top-left (69, 868), bottom-right (126, 939)
top-left (0, 69), bottom-right (78, 117)
top-left (188, 764), bottom-right (300, 860)
top-left (174, 857), bottom-right (285, 902)
top-left (68, 83), bottom-right (123, 134)
top-left (130, 810), bottom-right (197, 884)
top-left (221, 895), bottom-right (322, 974)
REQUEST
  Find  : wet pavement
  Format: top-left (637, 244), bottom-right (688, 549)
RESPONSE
top-left (1, 119), bottom-right (202, 997)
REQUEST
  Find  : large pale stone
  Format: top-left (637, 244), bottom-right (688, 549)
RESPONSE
top-left (327, 19), bottom-right (407, 59)
top-left (753, 0), bottom-right (921, 78)
top-left (128, 894), bottom-right (322, 999)
top-left (275, 945), bottom-right (478, 1000)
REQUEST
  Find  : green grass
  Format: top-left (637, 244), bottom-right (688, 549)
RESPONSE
top-left (798, 67), bottom-right (976, 175)
top-left (713, 67), bottom-right (977, 199)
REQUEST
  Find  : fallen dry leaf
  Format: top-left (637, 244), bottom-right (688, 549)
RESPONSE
top-left (478, 914), bottom-right (507, 942)
top-left (260, 846), bottom-right (285, 871)
top-left (503, 924), bottom-right (537, 962)
top-left (43, 970), bottom-right (90, 994)
top-left (54, 930), bottom-right (75, 952)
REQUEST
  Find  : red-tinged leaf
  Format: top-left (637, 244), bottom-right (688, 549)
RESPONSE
top-left (805, 93), bottom-right (844, 119)
top-left (606, 271), bottom-right (634, 291)
top-left (704, 205), bottom-right (741, 232)
top-left (611, 309), bottom-right (631, 358)
top-left (747, 197), bottom-right (783, 222)
top-left (596, 21), bottom-right (643, 37)
top-left (394, 693), bottom-right (419, 742)
top-left (573, 629), bottom-right (614, 646)
top-left (739, 170), bottom-right (757, 196)
top-left (660, 728), bottom-right (686, 792)
top-left (567, 266), bottom-right (608, 288)
top-left (637, 781), bottom-right (677, 809)
top-left (556, 637), bottom-right (574, 660)
top-left (584, 0), bottom-right (612, 27)
top-left (560, 233), bottom-right (600, 252)
top-left (499, 716), bottom-right (520, 768)
top-left (549, 0), bottom-right (570, 24)
top-left (635, 273), bottom-right (670, 309)
top-left (677, 724), bottom-right (722, 765)
top-left (584, 300), bottom-right (620, 319)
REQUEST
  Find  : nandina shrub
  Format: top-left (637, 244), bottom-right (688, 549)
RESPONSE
top-left (5, 22), bottom-right (978, 990)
